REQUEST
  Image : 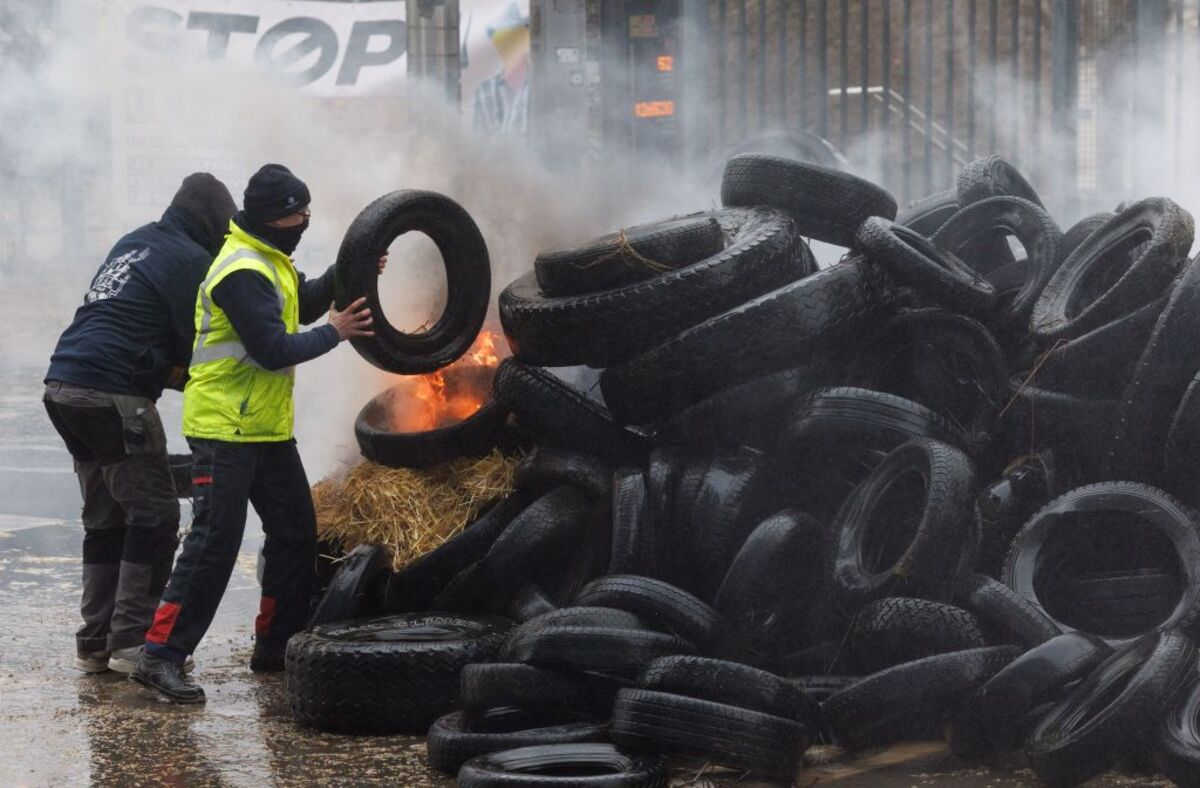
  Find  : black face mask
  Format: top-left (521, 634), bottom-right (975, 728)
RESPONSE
top-left (256, 217), bottom-right (308, 255)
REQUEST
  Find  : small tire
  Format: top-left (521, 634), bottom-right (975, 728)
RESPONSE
top-left (457, 744), bottom-right (667, 788)
top-left (846, 597), bottom-right (985, 674)
top-left (334, 190), bottom-right (490, 374)
top-left (534, 214), bottom-right (724, 297)
top-left (285, 612), bottom-right (511, 734)
top-left (611, 688), bottom-right (810, 779)
top-left (720, 153), bottom-right (897, 247)
top-left (426, 707), bottom-right (608, 775)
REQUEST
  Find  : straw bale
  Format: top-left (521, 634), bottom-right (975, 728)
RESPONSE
top-left (313, 449), bottom-right (518, 571)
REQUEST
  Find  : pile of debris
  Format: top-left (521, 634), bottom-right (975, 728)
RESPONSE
top-left (291, 154), bottom-right (1200, 787)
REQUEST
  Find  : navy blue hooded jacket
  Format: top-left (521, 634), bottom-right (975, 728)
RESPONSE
top-left (46, 175), bottom-right (237, 401)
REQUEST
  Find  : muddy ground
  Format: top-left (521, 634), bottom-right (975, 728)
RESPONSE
top-left (0, 286), bottom-right (1172, 787)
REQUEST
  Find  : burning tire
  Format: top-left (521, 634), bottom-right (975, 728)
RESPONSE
top-left (492, 359), bottom-right (652, 465)
top-left (930, 196), bottom-right (1062, 331)
top-left (610, 688), bottom-right (810, 779)
top-left (856, 217), bottom-right (997, 318)
top-left (1030, 197), bottom-right (1193, 341)
top-left (499, 208), bottom-right (808, 368)
top-left (334, 190), bottom-right (491, 374)
top-left (426, 707), bottom-right (609, 775)
top-left (957, 155), bottom-right (1045, 209)
top-left (285, 612), bottom-right (511, 734)
top-left (831, 439), bottom-right (977, 606)
top-left (355, 391), bottom-right (510, 470)
top-left (1001, 483), bottom-right (1200, 647)
top-left (720, 154), bottom-right (898, 247)
top-left (308, 543), bottom-right (389, 627)
top-left (600, 257), bottom-right (893, 427)
top-left (457, 744), bottom-right (667, 788)
top-left (822, 646), bottom-right (1019, 751)
top-left (846, 597), bottom-right (985, 674)
top-left (534, 213), bottom-right (725, 297)
top-left (1026, 630), bottom-right (1195, 786)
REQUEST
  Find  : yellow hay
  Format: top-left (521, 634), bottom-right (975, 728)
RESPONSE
top-left (312, 449), bottom-right (519, 571)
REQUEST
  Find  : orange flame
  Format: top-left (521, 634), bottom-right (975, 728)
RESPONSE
top-left (387, 329), bottom-right (506, 433)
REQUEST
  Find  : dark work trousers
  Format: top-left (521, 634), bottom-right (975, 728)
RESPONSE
top-left (43, 381), bottom-right (181, 653)
top-left (145, 437), bottom-right (318, 656)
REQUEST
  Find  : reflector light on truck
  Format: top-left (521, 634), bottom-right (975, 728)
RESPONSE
top-left (634, 100), bottom-right (675, 118)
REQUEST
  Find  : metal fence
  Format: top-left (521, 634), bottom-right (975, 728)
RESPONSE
top-left (700, 0), bottom-right (1197, 216)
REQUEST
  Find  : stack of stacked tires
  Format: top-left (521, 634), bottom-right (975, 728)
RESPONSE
top-left (284, 155), bottom-right (1200, 786)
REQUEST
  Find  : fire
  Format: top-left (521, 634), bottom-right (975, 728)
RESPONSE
top-left (387, 329), bottom-right (506, 433)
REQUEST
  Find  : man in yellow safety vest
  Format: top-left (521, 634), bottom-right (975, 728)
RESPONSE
top-left (132, 164), bottom-right (383, 703)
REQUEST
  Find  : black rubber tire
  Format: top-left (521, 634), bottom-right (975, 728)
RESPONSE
top-left (493, 360), bottom-right (651, 466)
top-left (857, 308), bottom-right (1007, 454)
top-left (426, 707), bottom-right (608, 775)
top-left (957, 573), bottom-right (1060, 648)
top-left (572, 576), bottom-right (721, 648)
top-left (846, 597), bottom-right (985, 674)
top-left (611, 688), bottom-right (809, 779)
top-left (642, 448), bottom-right (683, 575)
top-left (1166, 372), bottom-right (1200, 505)
top-left (383, 491), bottom-right (537, 613)
top-left (1001, 482), bottom-right (1200, 647)
top-left (285, 612), bottom-right (512, 734)
top-left (1032, 294), bottom-right (1165, 398)
top-left (931, 196), bottom-right (1063, 330)
top-left (713, 509), bottom-right (823, 663)
top-left (720, 153), bottom-right (897, 247)
top-left (534, 214), bottom-right (725, 297)
top-left (308, 543), bottom-right (389, 627)
top-left (354, 388), bottom-right (509, 469)
top-left (832, 439), bottom-right (978, 605)
top-left (472, 486), bottom-right (596, 612)
top-left (822, 646), bottom-right (1019, 751)
top-left (1156, 670), bottom-right (1200, 787)
top-left (501, 625), bottom-right (695, 677)
top-left (460, 663), bottom-right (626, 715)
top-left (1105, 254), bottom-right (1200, 482)
top-left (658, 453), bottom-right (781, 602)
top-left (333, 190), bottom-right (490, 374)
top-left (503, 585), bottom-right (559, 624)
top-left (1000, 377), bottom-right (1119, 481)
top-left (504, 607), bottom-right (646, 644)
top-left (514, 446), bottom-right (612, 501)
top-left (457, 743), bottom-right (668, 788)
top-left (652, 360), bottom-right (845, 452)
top-left (601, 256), bottom-right (893, 426)
top-left (1030, 197), bottom-right (1194, 341)
top-left (896, 189), bottom-right (958, 236)
top-left (638, 655), bottom-right (818, 726)
top-left (857, 217), bottom-right (997, 318)
top-left (607, 470), bottom-right (653, 577)
top-left (1026, 629), bottom-right (1196, 787)
top-left (500, 208), bottom-right (808, 368)
top-left (957, 155), bottom-right (1045, 208)
top-left (1057, 212), bottom-right (1115, 268)
top-left (948, 632), bottom-right (1112, 759)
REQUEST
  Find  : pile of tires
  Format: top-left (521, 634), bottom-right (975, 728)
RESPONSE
top-left (286, 155), bottom-right (1200, 786)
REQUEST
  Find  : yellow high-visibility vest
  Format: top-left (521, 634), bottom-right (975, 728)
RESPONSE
top-left (182, 220), bottom-right (299, 442)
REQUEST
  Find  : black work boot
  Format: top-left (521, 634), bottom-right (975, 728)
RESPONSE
top-left (130, 649), bottom-right (205, 704)
top-left (249, 639), bottom-right (287, 673)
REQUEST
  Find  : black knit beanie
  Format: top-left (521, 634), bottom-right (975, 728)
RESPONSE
top-left (169, 172), bottom-right (237, 255)
top-left (243, 163), bottom-right (310, 225)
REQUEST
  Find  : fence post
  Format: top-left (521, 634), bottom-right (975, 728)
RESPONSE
top-left (1050, 0), bottom-right (1077, 215)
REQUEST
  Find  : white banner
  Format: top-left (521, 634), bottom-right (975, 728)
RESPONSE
top-left (112, 0), bottom-right (408, 96)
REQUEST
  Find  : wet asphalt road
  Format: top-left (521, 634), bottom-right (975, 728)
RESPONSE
top-left (0, 337), bottom-right (1171, 785)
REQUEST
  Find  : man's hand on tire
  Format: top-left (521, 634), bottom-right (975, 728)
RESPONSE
top-left (330, 297), bottom-right (374, 340)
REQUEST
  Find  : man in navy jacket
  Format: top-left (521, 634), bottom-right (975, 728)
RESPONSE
top-left (44, 173), bottom-right (236, 674)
